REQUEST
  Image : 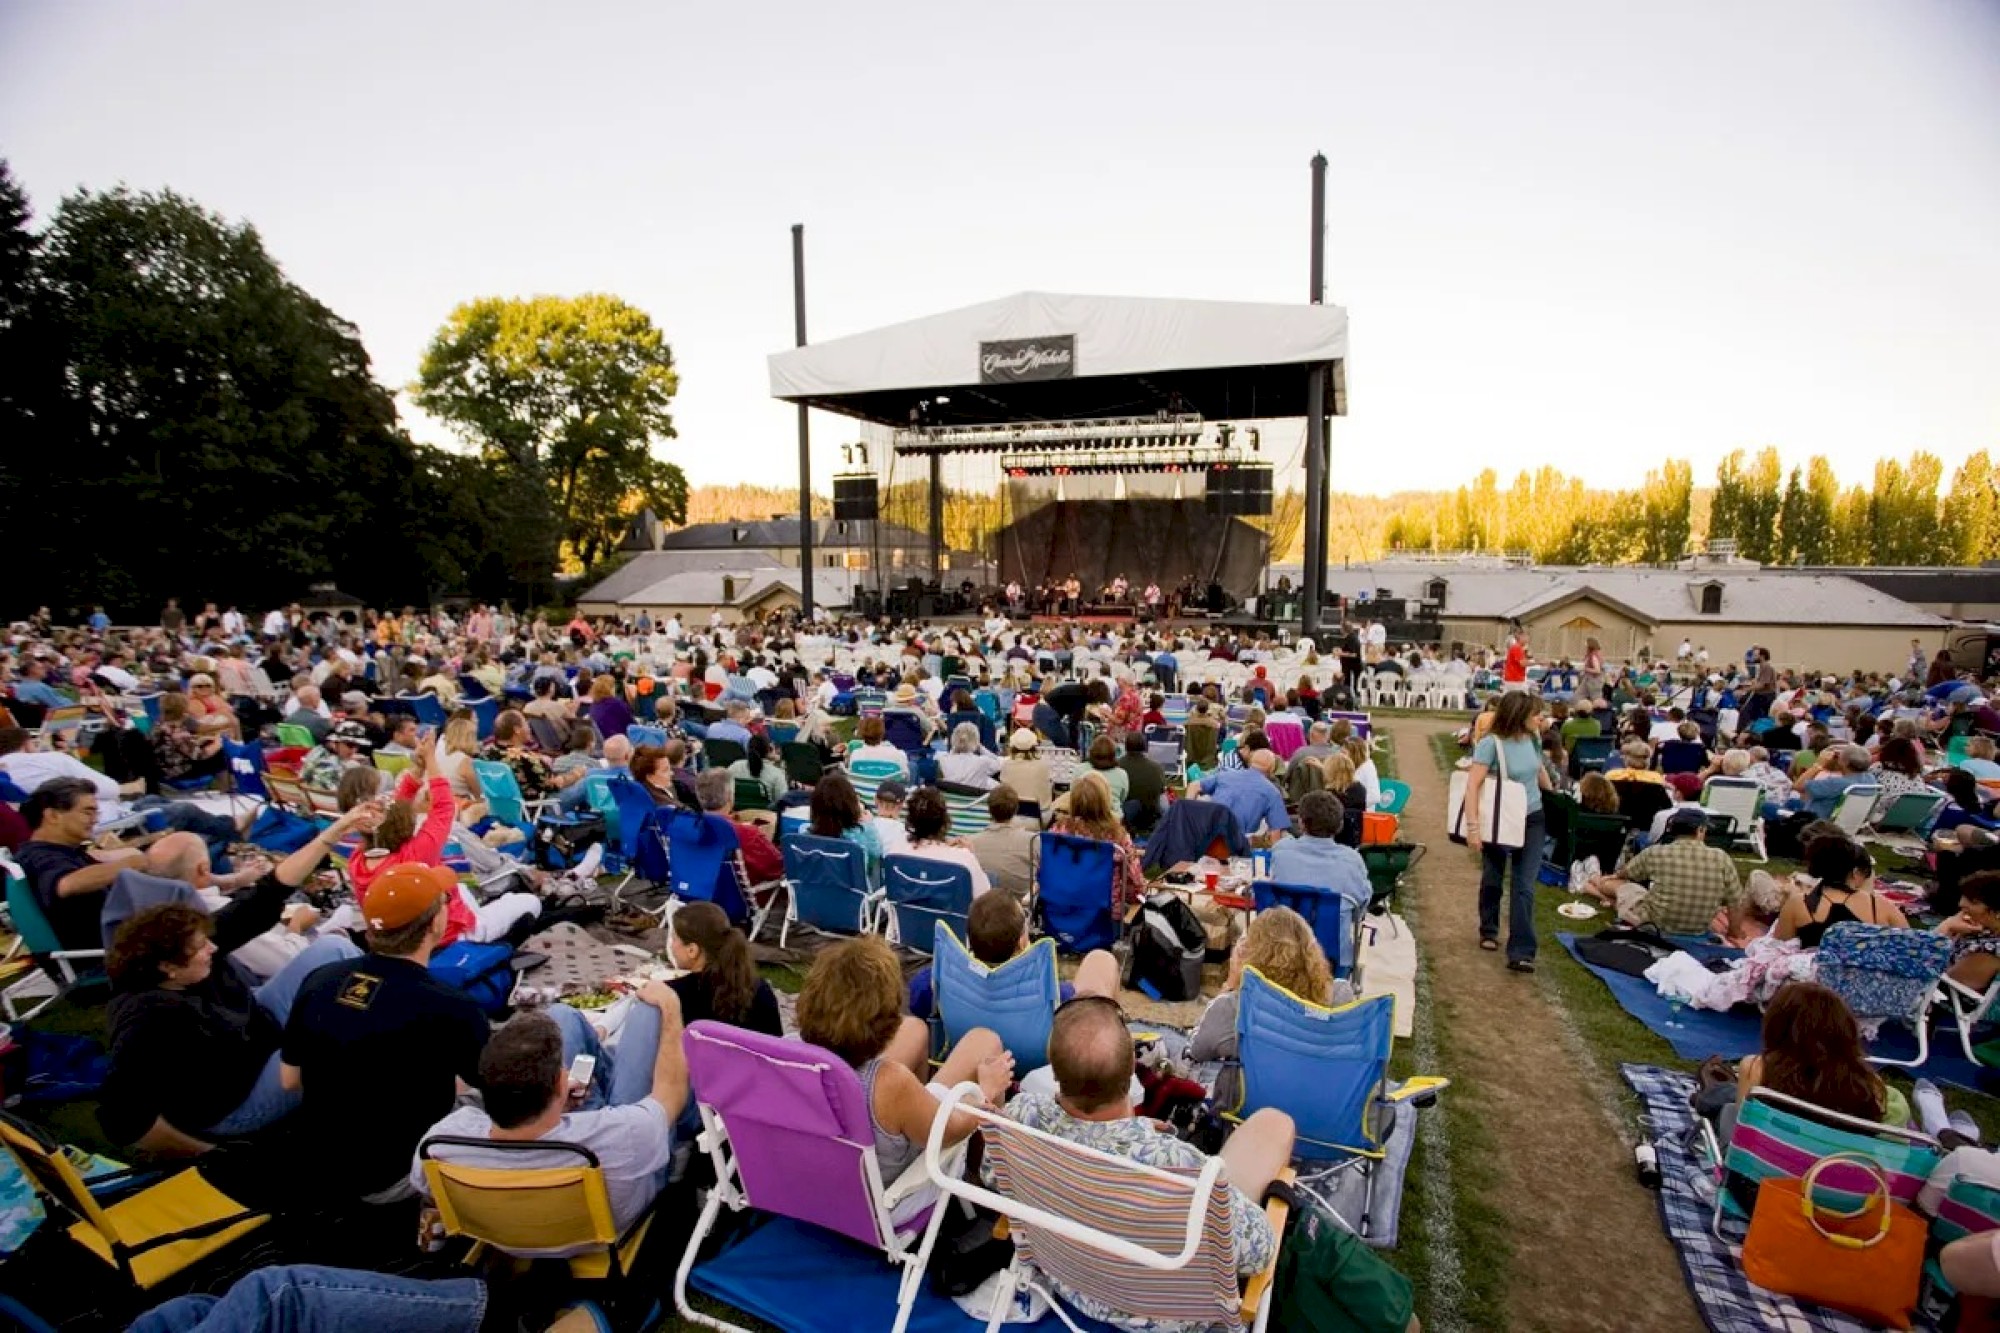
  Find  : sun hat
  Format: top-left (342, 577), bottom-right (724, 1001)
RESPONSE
top-left (892, 682), bottom-right (919, 705)
top-left (328, 719), bottom-right (374, 750)
top-left (1010, 728), bottom-right (1039, 752)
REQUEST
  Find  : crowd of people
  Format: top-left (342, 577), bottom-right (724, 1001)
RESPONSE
top-left (4, 596), bottom-right (1999, 1330)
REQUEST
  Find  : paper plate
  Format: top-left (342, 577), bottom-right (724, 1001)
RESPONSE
top-left (1555, 901), bottom-right (1599, 920)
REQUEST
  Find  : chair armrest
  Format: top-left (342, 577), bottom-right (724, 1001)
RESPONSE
top-left (1385, 1075), bottom-right (1451, 1104)
top-left (120, 1205), bottom-right (267, 1258)
top-left (1241, 1167), bottom-right (1296, 1322)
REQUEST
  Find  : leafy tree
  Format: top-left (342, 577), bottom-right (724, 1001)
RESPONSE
top-left (412, 294), bottom-right (685, 571)
top-left (16, 185), bottom-right (432, 618)
top-left (0, 161), bottom-right (47, 585)
top-left (1940, 451), bottom-right (2000, 565)
top-left (1636, 461), bottom-right (1693, 562)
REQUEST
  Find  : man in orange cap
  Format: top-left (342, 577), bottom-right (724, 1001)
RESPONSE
top-left (278, 863), bottom-right (489, 1202)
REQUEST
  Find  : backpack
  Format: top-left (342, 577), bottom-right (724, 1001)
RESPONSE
top-left (1271, 1186), bottom-right (1417, 1332)
top-left (428, 940), bottom-right (517, 1015)
top-left (534, 812), bottom-right (605, 871)
top-left (1127, 892), bottom-right (1207, 1001)
top-left (1575, 925), bottom-right (1685, 978)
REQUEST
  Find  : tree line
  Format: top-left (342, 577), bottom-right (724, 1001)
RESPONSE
top-left (0, 162), bottom-right (686, 620)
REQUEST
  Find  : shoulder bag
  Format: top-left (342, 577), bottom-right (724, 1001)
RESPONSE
top-left (1447, 735), bottom-right (1527, 849)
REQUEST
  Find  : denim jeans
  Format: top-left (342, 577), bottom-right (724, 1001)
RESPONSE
top-left (547, 997), bottom-right (663, 1110)
top-left (133, 797), bottom-right (241, 872)
top-left (1478, 808), bottom-right (1546, 964)
top-left (203, 935), bottom-right (362, 1137)
top-left (128, 1265), bottom-right (486, 1333)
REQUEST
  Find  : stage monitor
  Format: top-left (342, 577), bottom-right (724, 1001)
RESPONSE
top-left (833, 474), bottom-right (879, 521)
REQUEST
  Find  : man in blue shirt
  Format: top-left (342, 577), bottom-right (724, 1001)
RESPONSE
top-left (1267, 791), bottom-right (1371, 908)
top-left (703, 701), bottom-right (754, 750)
top-left (1196, 749), bottom-right (1290, 845)
top-left (1788, 744), bottom-right (1872, 820)
top-left (86, 606), bottom-right (110, 633)
top-left (12, 659), bottom-right (69, 710)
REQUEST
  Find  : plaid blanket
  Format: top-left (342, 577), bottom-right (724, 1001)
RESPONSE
top-left (1619, 1062), bottom-right (1940, 1333)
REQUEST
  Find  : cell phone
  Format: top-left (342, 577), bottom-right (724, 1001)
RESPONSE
top-left (567, 1054), bottom-right (596, 1091)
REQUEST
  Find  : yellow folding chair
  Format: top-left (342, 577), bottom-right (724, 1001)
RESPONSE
top-left (419, 1136), bottom-right (656, 1282)
top-left (0, 1112), bottom-right (267, 1293)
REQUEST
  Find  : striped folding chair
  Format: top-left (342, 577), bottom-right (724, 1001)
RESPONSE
top-left (922, 1086), bottom-right (1291, 1333)
top-left (1927, 1174), bottom-right (2000, 1304)
top-left (1705, 1086), bottom-right (1940, 1239)
top-left (936, 785), bottom-right (992, 839)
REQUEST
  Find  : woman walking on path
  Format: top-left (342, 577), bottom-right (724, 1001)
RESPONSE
top-left (1463, 690), bottom-right (1552, 972)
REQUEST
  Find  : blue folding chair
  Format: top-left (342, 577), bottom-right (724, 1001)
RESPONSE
top-left (399, 693), bottom-right (449, 729)
top-left (779, 833), bottom-right (881, 948)
top-left (883, 711), bottom-right (928, 756)
top-left (221, 737), bottom-right (269, 803)
top-left (627, 724), bottom-right (669, 751)
top-left (932, 925), bottom-right (1059, 1069)
top-left (664, 807), bottom-right (777, 938)
top-left (878, 855), bottom-right (974, 957)
top-left (464, 695), bottom-right (499, 741)
top-left (1232, 972), bottom-right (1443, 1233)
top-left (1252, 881), bottom-right (1363, 981)
top-left (1034, 832), bottom-right (1120, 954)
top-left (607, 774), bottom-right (672, 917)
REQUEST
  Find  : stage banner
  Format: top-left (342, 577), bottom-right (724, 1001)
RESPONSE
top-left (979, 335), bottom-right (1075, 384)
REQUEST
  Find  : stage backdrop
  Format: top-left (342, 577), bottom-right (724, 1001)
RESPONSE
top-left (996, 475), bottom-right (1268, 599)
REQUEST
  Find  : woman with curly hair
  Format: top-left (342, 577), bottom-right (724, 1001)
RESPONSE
top-left (1188, 907), bottom-right (1354, 1061)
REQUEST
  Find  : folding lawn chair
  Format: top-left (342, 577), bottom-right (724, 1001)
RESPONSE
top-left (1926, 1174), bottom-right (2000, 1308)
top-left (626, 723), bottom-right (668, 752)
top-left (1357, 842), bottom-right (1423, 931)
top-left (845, 756), bottom-right (906, 812)
top-left (1936, 967), bottom-right (2000, 1066)
top-left (464, 695), bottom-right (499, 741)
top-left (700, 738), bottom-right (746, 771)
top-left (1814, 921), bottom-right (1951, 1068)
top-left (1703, 1085), bottom-right (1940, 1238)
top-left (1829, 782), bottom-right (1885, 836)
top-left (731, 778), bottom-right (774, 814)
top-left (527, 715), bottom-right (569, 754)
top-left (931, 924), bottom-right (1058, 1068)
top-left (1228, 973), bottom-right (1444, 1236)
top-left (273, 722), bottom-right (317, 750)
top-left (877, 855), bottom-right (974, 957)
top-left (0, 1111), bottom-right (267, 1298)
top-left (419, 1135), bottom-right (661, 1284)
top-left (936, 784), bottom-right (992, 839)
top-left (607, 774), bottom-right (672, 920)
top-left (674, 1023), bottom-right (950, 1333)
top-left (1160, 693), bottom-right (1191, 727)
top-left (1035, 831), bottom-right (1120, 954)
top-left (1251, 881), bottom-right (1364, 982)
top-left (1872, 790), bottom-right (1949, 834)
top-left (664, 806), bottom-right (775, 937)
top-left (1698, 775), bottom-right (1767, 862)
top-left (220, 737), bottom-right (269, 805)
top-left (399, 693), bottom-right (449, 729)
top-left (1569, 735), bottom-right (1615, 778)
top-left (471, 759), bottom-right (553, 833)
top-left (923, 1085), bottom-right (1293, 1333)
top-left (2, 851), bottom-right (107, 1021)
top-left (1374, 779), bottom-right (1411, 815)
top-left (780, 742), bottom-right (824, 787)
top-left (778, 833), bottom-right (881, 948)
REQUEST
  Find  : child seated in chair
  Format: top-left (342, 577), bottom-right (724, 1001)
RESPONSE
top-left (909, 890), bottom-right (1120, 1021)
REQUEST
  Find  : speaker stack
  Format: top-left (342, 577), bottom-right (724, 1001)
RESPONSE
top-left (1203, 465), bottom-right (1273, 516)
top-left (833, 474), bottom-right (879, 521)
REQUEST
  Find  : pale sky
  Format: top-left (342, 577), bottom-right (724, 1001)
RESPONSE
top-left (4, 0), bottom-right (1997, 497)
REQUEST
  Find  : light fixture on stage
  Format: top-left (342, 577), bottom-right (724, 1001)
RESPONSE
top-left (1248, 428), bottom-right (1261, 453)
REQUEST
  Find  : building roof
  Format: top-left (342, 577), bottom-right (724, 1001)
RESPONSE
top-left (654, 518), bottom-right (933, 552)
top-left (575, 550), bottom-right (789, 606)
top-left (617, 568), bottom-right (866, 610)
top-left (1296, 562), bottom-right (1949, 628)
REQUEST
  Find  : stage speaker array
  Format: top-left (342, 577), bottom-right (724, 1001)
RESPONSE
top-left (1203, 465), bottom-right (1273, 515)
top-left (833, 474), bottom-right (880, 521)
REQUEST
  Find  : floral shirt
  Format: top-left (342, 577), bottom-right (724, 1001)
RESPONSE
top-left (151, 723), bottom-right (210, 782)
top-left (482, 742), bottom-right (555, 800)
top-left (982, 1093), bottom-right (1274, 1333)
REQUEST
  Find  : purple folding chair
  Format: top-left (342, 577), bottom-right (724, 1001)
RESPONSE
top-left (673, 1021), bottom-right (946, 1333)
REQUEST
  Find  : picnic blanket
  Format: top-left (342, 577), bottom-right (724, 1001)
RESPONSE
top-left (1560, 934), bottom-right (2000, 1095)
top-left (1621, 1062), bottom-right (1941, 1333)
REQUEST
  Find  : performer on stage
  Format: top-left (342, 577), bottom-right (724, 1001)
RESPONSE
top-left (1062, 573), bottom-right (1081, 616)
top-left (1005, 580), bottom-right (1023, 615)
top-left (1109, 573), bottom-right (1129, 604)
top-left (1143, 582), bottom-right (1162, 616)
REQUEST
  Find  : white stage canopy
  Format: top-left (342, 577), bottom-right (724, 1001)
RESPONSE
top-left (768, 291), bottom-right (1348, 426)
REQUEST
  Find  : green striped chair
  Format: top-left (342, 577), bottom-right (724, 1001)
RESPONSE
top-left (937, 786), bottom-right (992, 839)
top-left (1707, 1086), bottom-right (1940, 1239)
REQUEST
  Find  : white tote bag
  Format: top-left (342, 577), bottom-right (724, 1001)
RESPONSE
top-left (1447, 734), bottom-right (1528, 849)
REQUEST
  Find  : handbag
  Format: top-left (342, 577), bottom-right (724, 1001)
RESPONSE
top-left (1447, 736), bottom-right (1527, 849)
top-left (1740, 1153), bottom-right (1924, 1329)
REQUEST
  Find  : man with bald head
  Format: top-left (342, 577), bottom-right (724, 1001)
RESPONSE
top-left (145, 832), bottom-right (320, 981)
top-left (985, 998), bottom-right (1317, 1331)
top-left (1192, 736), bottom-right (1291, 846)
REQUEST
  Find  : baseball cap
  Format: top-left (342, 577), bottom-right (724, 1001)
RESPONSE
top-left (328, 719), bottom-right (374, 750)
top-left (362, 863), bottom-right (457, 931)
top-left (1010, 728), bottom-right (1039, 752)
top-left (877, 780), bottom-right (909, 805)
top-left (1664, 807), bottom-right (1708, 834)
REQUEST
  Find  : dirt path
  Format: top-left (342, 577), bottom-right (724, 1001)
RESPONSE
top-left (1385, 718), bottom-right (1698, 1333)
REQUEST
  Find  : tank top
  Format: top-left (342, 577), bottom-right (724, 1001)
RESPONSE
top-left (1796, 886), bottom-right (1868, 950)
top-left (858, 1057), bottom-right (921, 1186)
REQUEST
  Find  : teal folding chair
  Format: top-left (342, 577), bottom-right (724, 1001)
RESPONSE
top-left (1374, 779), bottom-right (1411, 815)
top-left (1703, 1086), bottom-right (1940, 1238)
top-left (2, 854), bottom-right (108, 1021)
